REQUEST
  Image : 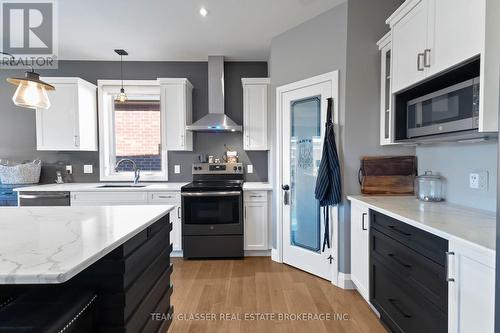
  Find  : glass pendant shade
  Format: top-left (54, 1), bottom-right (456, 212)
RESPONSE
top-left (12, 81), bottom-right (51, 109)
top-left (6, 71), bottom-right (55, 110)
top-left (116, 87), bottom-right (127, 103)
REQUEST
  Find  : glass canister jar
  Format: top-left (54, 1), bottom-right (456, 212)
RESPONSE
top-left (415, 171), bottom-right (444, 202)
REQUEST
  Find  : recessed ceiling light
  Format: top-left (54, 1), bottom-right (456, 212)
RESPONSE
top-left (199, 7), bottom-right (208, 17)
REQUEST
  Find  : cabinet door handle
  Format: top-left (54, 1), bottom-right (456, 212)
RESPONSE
top-left (177, 206), bottom-right (181, 219)
top-left (361, 213), bottom-right (368, 230)
top-left (387, 253), bottom-right (412, 269)
top-left (424, 49), bottom-right (431, 68)
top-left (388, 225), bottom-right (411, 237)
top-left (417, 53), bottom-right (425, 71)
top-left (446, 251), bottom-right (455, 282)
top-left (388, 298), bottom-right (412, 318)
top-left (74, 135), bottom-right (80, 147)
top-left (244, 207), bottom-right (247, 219)
top-left (249, 195), bottom-right (263, 198)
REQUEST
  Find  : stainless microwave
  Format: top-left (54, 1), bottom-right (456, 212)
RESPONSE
top-left (407, 77), bottom-right (479, 138)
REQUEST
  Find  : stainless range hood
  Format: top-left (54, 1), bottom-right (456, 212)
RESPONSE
top-left (186, 56), bottom-right (242, 132)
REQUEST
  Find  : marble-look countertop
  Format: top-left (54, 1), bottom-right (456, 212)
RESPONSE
top-left (243, 182), bottom-right (273, 191)
top-left (14, 183), bottom-right (188, 192)
top-left (15, 182), bottom-right (273, 192)
top-left (348, 195), bottom-right (496, 253)
top-left (0, 205), bottom-right (174, 284)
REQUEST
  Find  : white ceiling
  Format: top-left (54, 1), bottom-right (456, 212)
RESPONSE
top-left (57, 0), bottom-right (346, 61)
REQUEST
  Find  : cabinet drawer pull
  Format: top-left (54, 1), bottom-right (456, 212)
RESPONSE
top-left (388, 298), bottom-right (412, 318)
top-left (158, 195), bottom-right (174, 199)
top-left (387, 253), bottom-right (412, 269)
top-left (177, 206), bottom-right (181, 219)
top-left (446, 251), bottom-right (455, 282)
top-left (388, 225), bottom-right (412, 237)
top-left (361, 213), bottom-right (367, 231)
top-left (249, 195), bottom-right (263, 198)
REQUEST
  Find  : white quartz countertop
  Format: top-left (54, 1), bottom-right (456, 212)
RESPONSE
top-left (15, 182), bottom-right (273, 192)
top-left (348, 195), bottom-right (496, 253)
top-left (0, 205), bottom-right (174, 284)
top-left (243, 182), bottom-right (273, 191)
top-left (14, 182), bottom-right (188, 192)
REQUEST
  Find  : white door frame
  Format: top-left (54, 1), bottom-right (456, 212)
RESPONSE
top-left (274, 71), bottom-right (340, 286)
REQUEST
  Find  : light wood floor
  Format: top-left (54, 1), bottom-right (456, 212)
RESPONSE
top-left (167, 257), bottom-right (387, 333)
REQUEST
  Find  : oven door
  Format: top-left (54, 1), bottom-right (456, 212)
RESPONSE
top-left (182, 190), bottom-right (243, 235)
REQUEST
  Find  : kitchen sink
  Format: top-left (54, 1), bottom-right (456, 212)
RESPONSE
top-left (97, 184), bottom-right (148, 188)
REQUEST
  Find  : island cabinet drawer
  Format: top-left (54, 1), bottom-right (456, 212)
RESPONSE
top-left (371, 211), bottom-right (448, 265)
top-left (244, 191), bottom-right (268, 202)
top-left (371, 258), bottom-right (447, 333)
top-left (371, 228), bottom-right (447, 312)
top-left (148, 192), bottom-right (180, 203)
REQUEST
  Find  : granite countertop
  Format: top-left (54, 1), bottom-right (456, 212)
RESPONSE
top-left (348, 195), bottom-right (496, 253)
top-left (0, 205), bottom-right (174, 284)
top-left (14, 182), bottom-right (273, 192)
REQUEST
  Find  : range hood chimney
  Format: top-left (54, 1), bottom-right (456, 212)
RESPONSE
top-left (186, 56), bottom-right (242, 132)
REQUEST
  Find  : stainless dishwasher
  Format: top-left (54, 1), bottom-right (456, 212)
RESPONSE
top-left (18, 191), bottom-right (71, 206)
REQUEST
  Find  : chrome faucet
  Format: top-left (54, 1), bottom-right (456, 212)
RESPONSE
top-left (114, 159), bottom-right (141, 184)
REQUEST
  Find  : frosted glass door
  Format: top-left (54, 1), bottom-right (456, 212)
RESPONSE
top-left (290, 97), bottom-right (322, 252)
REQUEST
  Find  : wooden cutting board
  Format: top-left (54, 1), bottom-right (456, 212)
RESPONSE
top-left (359, 156), bottom-right (417, 195)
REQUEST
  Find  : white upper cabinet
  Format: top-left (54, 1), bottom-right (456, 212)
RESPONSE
top-left (242, 78), bottom-right (270, 151)
top-left (387, 0), bottom-right (499, 132)
top-left (390, 0), bottom-right (429, 93)
top-left (430, 0), bottom-right (484, 76)
top-left (36, 77), bottom-right (97, 151)
top-left (377, 32), bottom-right (395, 145)
top-left (158, 78), bottom-right (193, 151)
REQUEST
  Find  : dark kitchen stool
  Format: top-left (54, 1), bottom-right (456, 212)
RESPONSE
top-left (0, 287), bottom-right (98, 333)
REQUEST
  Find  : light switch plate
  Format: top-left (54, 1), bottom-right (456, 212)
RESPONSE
top-left (83, 165), bottom-right (93, 174)
top-left (247, 165), bottom-right (253, 174)
top-left (66, 165), bottom-right (73, 174)
top-left (174, 165), bottom-right (181, 174)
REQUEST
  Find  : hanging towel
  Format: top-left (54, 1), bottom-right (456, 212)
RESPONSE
top-left (314, 97), bottom-right (342, 252)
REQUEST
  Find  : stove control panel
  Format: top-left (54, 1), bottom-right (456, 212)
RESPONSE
top-left (192, 163), bottom-right (243, 174)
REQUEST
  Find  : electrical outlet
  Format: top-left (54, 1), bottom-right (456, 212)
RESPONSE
top-left (83, 165), bottom-right (93, 174)
top-left (174, 165), bottom-right (181, 174)
top-left (470, 171), bottom-right (488, 191)
top-left (66, 165), bottom-right (73, 174)
top-left (247, 165), bottom-right (253, 174)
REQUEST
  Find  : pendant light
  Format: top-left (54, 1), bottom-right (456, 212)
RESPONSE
top-left (115, 49), bottom-right (128, 103)
top-left (2, 52), bottom-right (55, 110)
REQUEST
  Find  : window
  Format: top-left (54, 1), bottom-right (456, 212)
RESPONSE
top-left (98, 80), bottom-right (167, 181)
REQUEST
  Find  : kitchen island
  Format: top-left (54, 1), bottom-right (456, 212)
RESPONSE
top-left (0, 205), bottom-right (174, 332)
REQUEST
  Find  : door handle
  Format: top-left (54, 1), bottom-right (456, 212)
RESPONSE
top-left (282, 184), bottom-right (290, 205)
top-left (446, 251), bottom-right (455, 282)
top-left (424, 49), bottom-right (431, 68)
top-left (417, 53), bottom-right (425, 71)
top-left (361, 213), bottom-right (368, 230)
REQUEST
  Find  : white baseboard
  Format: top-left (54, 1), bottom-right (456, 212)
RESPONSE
top-left (271, 249), bottom-right (281, 262)
top-left (170, 251), bottom-right (183, 258)
top-left (337, 272), bottom-right (356, 289)
top-left (244, 250), bottom-right (271, 257)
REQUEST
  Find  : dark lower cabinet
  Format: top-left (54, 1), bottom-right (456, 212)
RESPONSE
top-left (370, 211), bottom-right (448, 333)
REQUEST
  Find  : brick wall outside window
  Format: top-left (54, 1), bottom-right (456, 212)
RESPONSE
top-left (114, 109), bottom-right (162, 171)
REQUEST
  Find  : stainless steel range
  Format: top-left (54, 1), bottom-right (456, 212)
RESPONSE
top-left (181, 163), bottom-right (244, 258)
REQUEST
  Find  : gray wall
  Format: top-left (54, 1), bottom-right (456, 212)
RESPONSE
top-left (342, 0), bottom-right (414, 272)
top-left (416, 141), bottom-right (497, 212)
top-left (269, 0), bottom-right (414, 273)
top-left (0, 61), bottom-right (268, 183)
top-left (269, 1), bottom-right (349, 252)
